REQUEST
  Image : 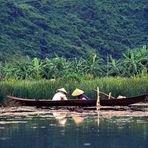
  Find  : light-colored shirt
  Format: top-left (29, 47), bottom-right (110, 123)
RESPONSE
top-left (52, 92), bottom-right (68, 101)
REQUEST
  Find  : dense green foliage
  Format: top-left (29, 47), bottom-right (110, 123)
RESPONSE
top-left (0, 0), bottom-right (148, 103)
top-left (0, 0), bottom-right (148, 61)
top-left (0, 45), bottom-right (148, 80)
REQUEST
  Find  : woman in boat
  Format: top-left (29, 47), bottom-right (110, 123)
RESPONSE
top-left (52, 88), bottom-right (68, 101)
top-left (71, 88), bottom-right (89, 100)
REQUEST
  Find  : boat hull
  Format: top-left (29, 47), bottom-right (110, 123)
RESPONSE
top-left (7, 95), bottom-right (147, 107)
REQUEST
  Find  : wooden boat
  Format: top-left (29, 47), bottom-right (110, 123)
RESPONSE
top-left (7, 94), bottom-right (147, 107)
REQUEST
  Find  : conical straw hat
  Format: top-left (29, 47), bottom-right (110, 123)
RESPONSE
top-left (71, 88), bottom-right (84, 96)
top-left (56, 88), bottom-right (67, 94)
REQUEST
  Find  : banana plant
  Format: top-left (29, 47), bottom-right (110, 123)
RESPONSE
top-left (2, 63), bottom-right (17, 79)
top-left (122, 46), bottom-right (148, 76)
top-left (138, 45), bottom-right (148, 73)
top-left (42, 57), bottom-right (70, 79)
top-left (70, 58), bottom-right (88, 74)
top-left (32, 58), bottom-right (43, 80)
top-left (107, 55), bottom-right (122, 76)
top-left (0, 62), bottom-right (2, 79)
top-left (14, 57), bottom-right (34, 79)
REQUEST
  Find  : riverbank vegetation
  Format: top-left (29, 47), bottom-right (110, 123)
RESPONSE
top-left (0, 76), bottom-right (148, 103)
top-left (0, 46), bottom-right (148, 103)
top-left (1, 46), bottom-right (148, 80)
top-left (0, 0), bottom-right (148, 105)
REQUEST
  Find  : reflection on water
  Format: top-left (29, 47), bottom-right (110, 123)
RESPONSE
top-left (53, 112), bottom-right (67, 126)
top-left (71, 113), bottom-right (84, 125)
top-left (0, 109), bottom-right (148, 148)
top-left (52, 111), bottom-right (85, 126)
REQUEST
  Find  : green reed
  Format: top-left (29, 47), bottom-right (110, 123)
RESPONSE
top-left (0, 76), bottom-right (148, 103)
top-left (72, 76), bottom-right (148, 99)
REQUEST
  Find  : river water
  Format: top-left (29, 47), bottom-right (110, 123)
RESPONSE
top-left (0, 107), bottom-right (148, 148)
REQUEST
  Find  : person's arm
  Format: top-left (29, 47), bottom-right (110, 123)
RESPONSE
top-left (79, 94), bottom-right (89, 100)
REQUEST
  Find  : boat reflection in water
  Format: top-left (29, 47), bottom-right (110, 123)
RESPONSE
top-left (52, 112), bottom-right (67, 126)
top-left (71, 113), bottom-right (84, 125)
top-left (1, 108), bottom-right (148, 148)
top-left (52, 106), bottom-right (139, 127)
top-left (52, 109), bottom-right (106, 127)
top-left (52, 111), bottom-right (86, 126)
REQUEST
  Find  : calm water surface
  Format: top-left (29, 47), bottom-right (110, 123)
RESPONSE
top-left (0, 110), bottom-right (148, 148)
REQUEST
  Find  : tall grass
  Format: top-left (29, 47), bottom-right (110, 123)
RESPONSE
top-left (77, 76), bottom-right (148, 98)
top-left (0, 76), bottom-right (148, 103)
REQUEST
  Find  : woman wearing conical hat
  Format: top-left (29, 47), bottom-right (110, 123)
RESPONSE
top-left (52, 88), bottom-right (68, 101)
top-left (71, 88), bottom-right (89, 100)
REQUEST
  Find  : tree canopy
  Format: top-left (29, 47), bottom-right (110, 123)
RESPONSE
top-left (0, 0), bottom-right (148, 61)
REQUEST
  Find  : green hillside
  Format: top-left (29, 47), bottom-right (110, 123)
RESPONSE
top-left (0, 0), bottom-right (148, 61)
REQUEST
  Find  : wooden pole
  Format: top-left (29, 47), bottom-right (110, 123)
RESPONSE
top-left (108, 92), bottom-right (111, 99)
top-left (96, 87), bottom-right (101, 108)
top-left (93, 90), bottom-right (115, 99)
